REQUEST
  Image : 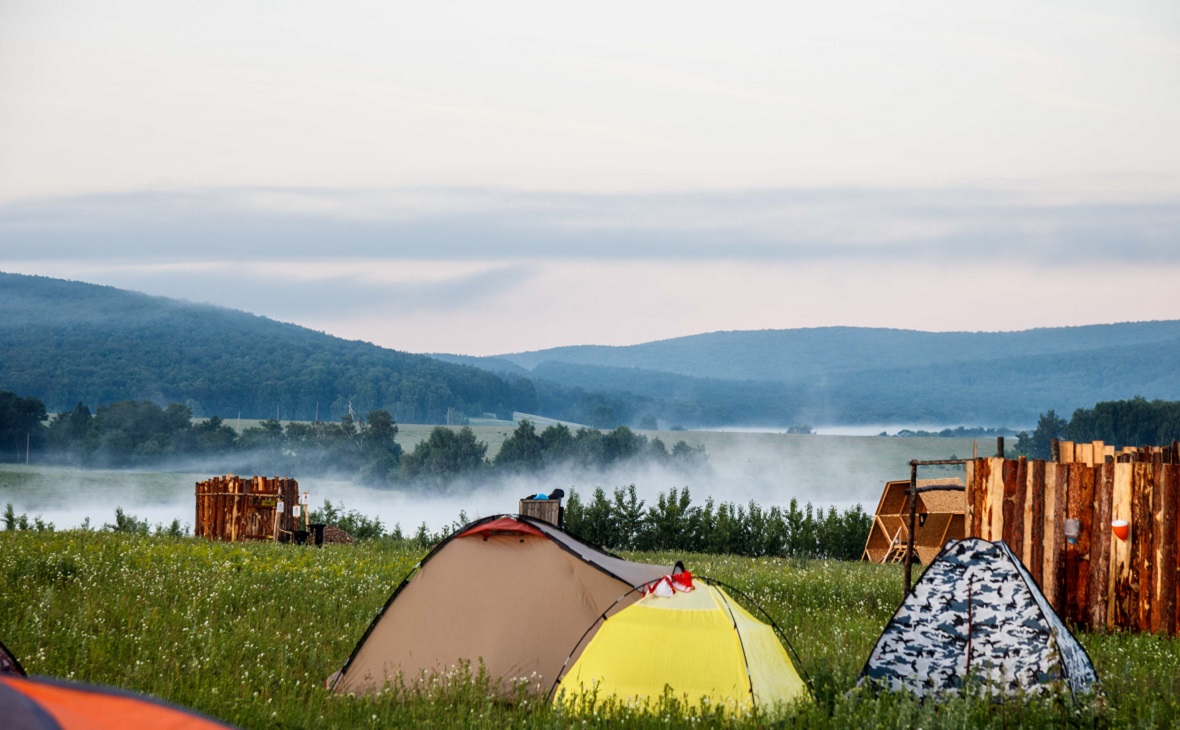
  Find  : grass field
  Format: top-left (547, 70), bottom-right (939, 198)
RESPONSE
top-left (4, 530), bottom-right (1180, 728)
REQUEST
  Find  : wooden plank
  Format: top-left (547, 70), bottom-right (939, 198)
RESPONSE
top-left (1043, 462), bottom-right (1062, 610)
top-left (1092, 441), bottom-right (1106, 465)
top-left (1059, 441), bottom-right (1074, 464)
top-left (1135, 463), bottom-right (1155, 632)
top-left (1153, 462), bottom-right (1169, 634)
top-left (964, 459), bottom-right (976, 538)
top-left (1002, 458), bottom-right (1021, 552)
top-left (1077, 443), bottom-right (1094, 467)
top-left (1168, 464), bottom-right (1180, 635)
top-left (1029, 459), bottom-right (1047, 586)
top-left (971, 458), bottom-right (989, 538)
top-left (970, 458), bottom-right (984, 537)
top-left (1022, 457), bottom-right (1035, 570)
top-left (1089, 462), bottom-right (1112, 630)
top-left (1073, 466), bottom-right (1094, 628)
top-left (1012, 457), bottom-right (1028, 561)
top-left (988, 457), bottom-right (1005, 541)
top-left (1112, 463), bottom-right (1134, 628)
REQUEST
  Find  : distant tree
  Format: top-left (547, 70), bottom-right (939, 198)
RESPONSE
top-left (401, 426), bottom-right (488, 484)
top-left (1015, 410), bottom-right (1068, 459)
top-left (46, 401), bottom-right (94, 457)
top-left (89, 401), bottom-right (193, 465)
top-left (193, 416), bottom-right (238, 453)
top-left (602, 426), bottom-right (644, 464)
top-left (494, 420), bottom-right (544, 472)
top-left (0, 391), bottom-right (47, 462)
top-left (539, 423), bottom-right (574, 465)
top-left (0, 392), bottom-right (47, 462)
top-left (359, 409), bottom-right (403, 485)
top-left (589, 404), bottom-right (616, 429)
top-left (671, 440), bottom-right (708, 468)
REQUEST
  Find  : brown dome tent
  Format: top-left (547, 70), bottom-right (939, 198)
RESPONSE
top-left (330, 514), bottom-right (681, 698)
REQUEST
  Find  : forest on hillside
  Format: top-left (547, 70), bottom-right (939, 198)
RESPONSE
top-left (1016, 397), bottom-right (1180, 458)
top-left (0, 391), bottom-right (706, 487)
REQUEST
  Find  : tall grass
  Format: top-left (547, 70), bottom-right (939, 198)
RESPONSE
top-left (2, 531), bottom-right (1178, 728)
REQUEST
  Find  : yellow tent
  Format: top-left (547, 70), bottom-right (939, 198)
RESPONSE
top-left (554, 580), bottom-right (809, 715)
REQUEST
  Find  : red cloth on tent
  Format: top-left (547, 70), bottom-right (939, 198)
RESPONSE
top-left (642, 571), bottom-right (694, 596)
top-left (457, 517), bottom-right (545, 539)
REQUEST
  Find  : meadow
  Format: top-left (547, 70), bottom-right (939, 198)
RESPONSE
top-left (5, 530), bottom-right (1180, 728)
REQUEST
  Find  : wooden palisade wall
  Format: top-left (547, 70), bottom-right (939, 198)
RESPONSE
top-left (195, 475), bottom-right (302, 542)
top-left (966, 443), bottom-right (1180, 634)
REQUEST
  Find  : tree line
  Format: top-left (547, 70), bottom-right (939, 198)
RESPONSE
top-left (1016, 397), bottom-right (1180, 459)
top-left (564, 485), bottom-right (871, 561)
top-left (0, 391), bottom-right (707, 486)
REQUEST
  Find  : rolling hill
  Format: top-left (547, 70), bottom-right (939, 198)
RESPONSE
top-left (436, 323), bottom-right (1180, 428)
top-left (5, 271), bottom-right (1180, 429)
top-left (0, 272), bottom-right (524, 423)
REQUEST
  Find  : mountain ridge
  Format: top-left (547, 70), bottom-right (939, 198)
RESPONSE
top-left (5, 271), bottom-right (1180, 429)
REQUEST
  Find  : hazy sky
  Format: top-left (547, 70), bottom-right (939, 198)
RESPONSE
top-left (2, 1), bottom-right (1178, 355)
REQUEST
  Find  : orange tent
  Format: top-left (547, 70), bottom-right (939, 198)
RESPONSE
top-left (0, 675), bottom-right (238, 730)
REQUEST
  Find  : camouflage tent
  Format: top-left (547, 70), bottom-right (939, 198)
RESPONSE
top-left (859, 538), bottom-right (1097, 696)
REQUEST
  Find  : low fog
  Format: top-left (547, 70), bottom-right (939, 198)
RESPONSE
top-left (0, 432), bottom-right (972, 534)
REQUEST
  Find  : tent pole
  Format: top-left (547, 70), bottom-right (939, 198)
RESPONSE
top-left (904, 461), bottom-right (918, 593)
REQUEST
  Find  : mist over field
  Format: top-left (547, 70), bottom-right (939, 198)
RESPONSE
top-left (0, 431), bottom-right (974, 534)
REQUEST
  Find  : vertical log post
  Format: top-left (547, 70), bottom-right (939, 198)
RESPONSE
top-left (1090, 462), bottom-right (1112, 630)
top-left (1162, 464), bottom-right (1180, 635)
top-left (1135, 463), bottom-right (1155, 632)
top-left (904, 461), bottom-right (918, 594)
top-left (1030, 459), bottom-right (1047, 586)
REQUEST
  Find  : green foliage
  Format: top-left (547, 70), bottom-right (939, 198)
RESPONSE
top-left (494, 419), bottom-right (544, 471)
top-left (309, 500), bottom-right (386, 540)
top-left (1016, 410), bottom-right (1068, 458)
top-left (3, 503), bottom-right (54, 532)
top-left (1063, 396), bottom-right (1180, 446)
top-left (1017, 398), bottom-right (1180, 456)
top-left (0, 390), bottom-right (47, 462)
top-left (563, 487), bottom-right (871, 560)
top-left (401, 426), bottom-right (489, 484)
top-left (889, 426), bottom-right (1017, 439)
top-left (104, 507), bottom-right (150, 535)
top-left (496, 422), bottom-right (706, 475)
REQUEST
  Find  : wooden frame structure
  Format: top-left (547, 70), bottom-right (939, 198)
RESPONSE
top-left (862, 476), bottom-right (965, 566)
top-left (195, 475), bottom-right (307, 542)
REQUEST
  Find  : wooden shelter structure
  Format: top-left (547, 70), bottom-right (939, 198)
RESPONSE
top-left (863, 478), bottom-right (965, 565)
top-left (965, 440), bottom-right (1180, 634)
top-left (195, 475), bottom-right (308, 542)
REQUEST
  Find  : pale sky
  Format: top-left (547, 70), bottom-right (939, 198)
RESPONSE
top-left (2, 1), bottom-right (1178, 355)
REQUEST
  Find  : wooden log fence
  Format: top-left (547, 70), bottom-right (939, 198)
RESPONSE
top-left (966, 443), bottom-right (1180, 634)
top-left (195, 475), bottom-right (305, 542)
